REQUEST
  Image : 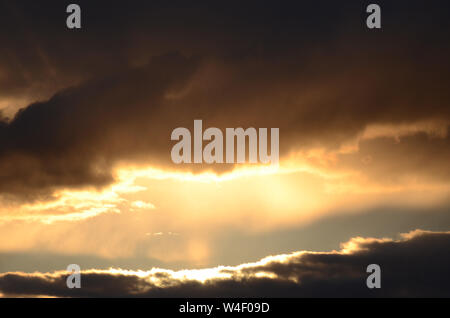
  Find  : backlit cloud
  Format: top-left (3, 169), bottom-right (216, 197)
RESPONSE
top-left (1, 230), bottom-right (449, 297)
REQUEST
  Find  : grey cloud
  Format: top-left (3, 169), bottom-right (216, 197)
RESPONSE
top-left (1, 1), bottom-right (450, 199)
top-left (1, 230), bottom-right (450, 297)
top-left (0, 52), bottom-right (200, 200)
top-left (338, 129), bottom-right (450, 184)
top-left (1, 46), bottom-right (449, 201)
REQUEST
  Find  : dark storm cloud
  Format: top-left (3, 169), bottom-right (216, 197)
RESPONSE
top-left (1, 230), bottom-right (450, 297)
top-left (2, 0), bottom-right (449, 99)
top-left (0, 0), bottom-right (450, 198)
top-left (0, 52), bottom-right (200, 199)
top-left (338, 129), bottom-right (450, 184)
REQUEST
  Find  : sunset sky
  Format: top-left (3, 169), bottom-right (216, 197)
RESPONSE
top-left (0, 0), bottom-right (449, 297)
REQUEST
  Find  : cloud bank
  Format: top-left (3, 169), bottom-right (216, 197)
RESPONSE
top-left (0, 1), bottom-right (449, 201)
top-left (1, 230), bottom-right (449, 297)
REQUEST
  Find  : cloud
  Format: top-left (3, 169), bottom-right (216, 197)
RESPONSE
top-left (0, 52), bottom-right (199, 200)
top-left (1, 230), bottom-right (449, 297)
top-left (0, 1), bottom-right (449, 202)
top-left (1, 48), bottom-right (449, 202)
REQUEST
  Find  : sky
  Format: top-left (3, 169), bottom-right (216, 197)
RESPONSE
top-left (0, 0), bottom-right (449, 297)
